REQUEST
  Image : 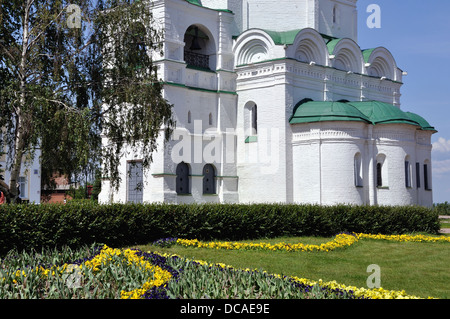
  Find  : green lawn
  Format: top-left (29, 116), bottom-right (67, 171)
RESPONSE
top-left (135, 235), bottom-right (450, 299)
top-left (441, 221), bottom-right (450, 229)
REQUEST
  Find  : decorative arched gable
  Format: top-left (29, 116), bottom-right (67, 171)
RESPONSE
top-left (363, 47), bottom-right (398, 81)
top-left (328, 38), bottom-right (364, 73)
top-left (287, 28), bottom-right (329, 66)
top-left (233, 29), bottom-right (277, 66)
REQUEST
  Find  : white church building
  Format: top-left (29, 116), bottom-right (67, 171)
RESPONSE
top-left (99, 0), bottom-right (436, 207)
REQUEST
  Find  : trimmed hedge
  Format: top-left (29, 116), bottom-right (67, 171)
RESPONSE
top-left (0, 202), bottom-right (440, 255)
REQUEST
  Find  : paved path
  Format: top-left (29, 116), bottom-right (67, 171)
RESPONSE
top-left (439, 216), bottom-right (450, 234)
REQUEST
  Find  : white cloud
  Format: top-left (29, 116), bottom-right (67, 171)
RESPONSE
top-left (433, 137), bottom-right (450, 153)
top-left (433, 159), bottom-right (450, 175)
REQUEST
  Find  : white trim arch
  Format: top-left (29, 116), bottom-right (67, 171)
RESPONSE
top-left (233, 29), bottom-right (277, 66)
top-left (287, 28), bottom-right (329, 66)
top-left (330, 38), bottom-right (364, 74)
top-left (364, 47), bottom-right (398, 81)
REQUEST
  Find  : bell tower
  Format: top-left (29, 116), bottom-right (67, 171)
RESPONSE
top-left (200, 0), bottom-right (358, 40)
top-left (318, 0), bottom-right (358, 41)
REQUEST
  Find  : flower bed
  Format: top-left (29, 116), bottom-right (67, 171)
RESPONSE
top-left (2, 232), bottom-right (447, 299)
top-left (173, 232), bottom-right (450, 252)
top-left (0, 244), bottom-right (178, 299)
top-left (158, 252), bottom-right (430, 299)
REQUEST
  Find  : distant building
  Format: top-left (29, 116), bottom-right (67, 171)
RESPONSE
top-left (99, 0), bottom-right (436, 206)
top-left (0, 148), bottom-right (41, 204)
top-left (41, 173), bottom-right (79, 204)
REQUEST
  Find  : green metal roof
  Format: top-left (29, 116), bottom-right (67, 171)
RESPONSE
top-left (263, 29), bottom-right (303, 45)
top-left (185, 0), bottom-right (202, 6)
top-left (289, 101), bottom-right (371, 124)
top-left (261, 30), bottom-right (337, 47)
top-left (362, 48), bottom-right (376, 63)
top-left (347, 101), bottom-right (420, 126)
top-left (405, 112), bottom-right (437, 132)
top-left (326, 38), bottom-right (342, 55)
top-left (184, 0), bottom-right (233, 13)
top-left (289, 100), bottom-right (436, 132)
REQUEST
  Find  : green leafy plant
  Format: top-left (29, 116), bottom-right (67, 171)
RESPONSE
top-left (0, 202), bottom-right (440, 256)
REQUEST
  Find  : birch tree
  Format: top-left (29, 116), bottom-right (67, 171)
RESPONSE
top-left (0, 0), bottom-right (174, 203)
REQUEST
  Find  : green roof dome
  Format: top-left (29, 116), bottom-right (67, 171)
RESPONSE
top-left (347, 101), bottom-right (420, 126)
top-left (289, 101), bottom-right (371, 124)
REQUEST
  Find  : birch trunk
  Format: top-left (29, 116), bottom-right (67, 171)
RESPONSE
top-left (7, 0), bottom-right (32, 203)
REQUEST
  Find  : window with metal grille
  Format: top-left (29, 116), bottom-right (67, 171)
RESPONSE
top-left (18, 176), bottom-right (27, 199)
top-left (184, 50), bottom-right (210, 69)
top-left (127, 161), bottom-right (143, 203)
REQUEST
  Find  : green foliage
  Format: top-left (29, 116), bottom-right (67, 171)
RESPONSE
top-left (91, 170), bottom-right (102, 202)
top-left (433, 202), bottom-right (450, 215)
top-left (0, 203), bottom-right (440, 256)
top-left (164, 256), bottom-right (350, 299)
top-left (0, 244), bottom-right (155, 299)
top-left (67, 185), bottom-right (89, 200)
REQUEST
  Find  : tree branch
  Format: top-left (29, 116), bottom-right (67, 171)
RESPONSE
top-left (26, 6), bottom-right (66, 53)
top-left (35, 97), bottom-right (82, 115)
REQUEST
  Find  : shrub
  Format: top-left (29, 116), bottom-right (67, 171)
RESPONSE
top-left (0, 202), bottom-right (440, 255)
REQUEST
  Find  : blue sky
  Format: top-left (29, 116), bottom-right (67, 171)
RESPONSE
top-left (356, 0), bottom-right (450, 203)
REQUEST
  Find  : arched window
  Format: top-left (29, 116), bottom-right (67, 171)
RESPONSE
top-left (244, 101), bottom-right (258, 139)
top-left (376, 154), bottom-right (388, 188)
top-left (354, 153), bottom-right (363, 187)
top-left (405, 156), bottom-right (412, 188)
top-left (188, 111), bottom-right (192, 124)
top-left (209, 113), bottom-right (213, 126)
top-left (176, 162), bottom-right (190, 195)
top-left (183, 25), bottom-right (216, 70)
top-left (376, 163), bottom-right (383, 187)
top-left (203, 164), bottom-right (216, 194)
